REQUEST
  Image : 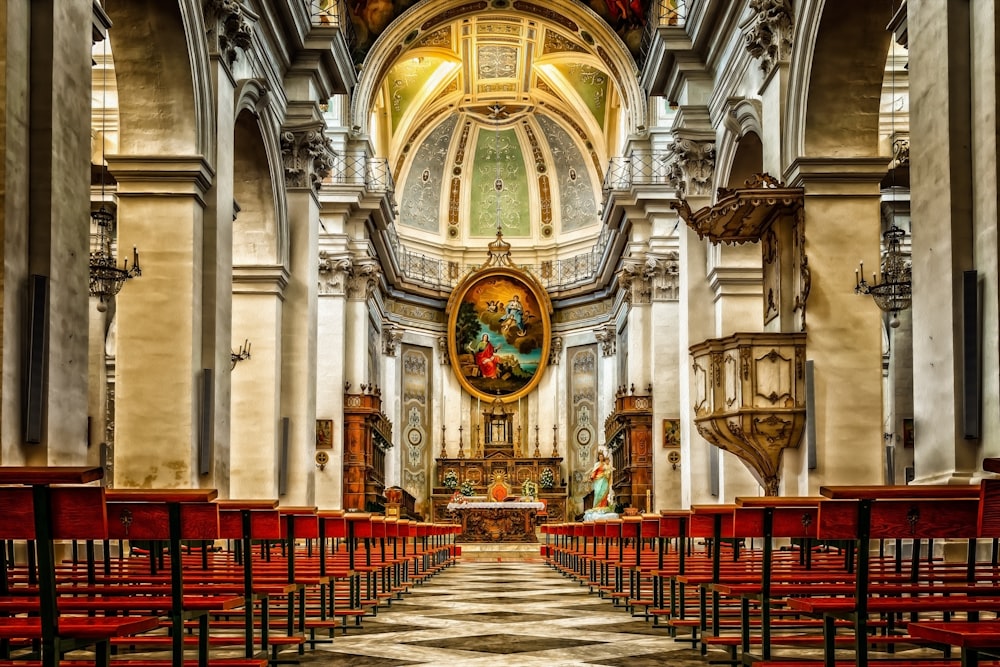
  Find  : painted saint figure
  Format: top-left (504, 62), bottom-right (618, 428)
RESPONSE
top-left (471, 333), bottom-right (499, 379)
top-left (500, 293), bottom-right (525, 335)
top-left (589, 448), bottom-right (614, 510)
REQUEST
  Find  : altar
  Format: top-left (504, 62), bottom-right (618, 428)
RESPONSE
top-left (446, 501), bottom-right (545, 542)
top-left (432, 399), bottom-right (568, 532)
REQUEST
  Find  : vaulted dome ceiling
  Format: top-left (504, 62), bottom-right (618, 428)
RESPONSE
top-left (362, 3), bottom-right (639, 261)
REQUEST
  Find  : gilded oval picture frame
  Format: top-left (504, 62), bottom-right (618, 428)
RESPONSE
top-left (446, 267), bottom-right (551, 402)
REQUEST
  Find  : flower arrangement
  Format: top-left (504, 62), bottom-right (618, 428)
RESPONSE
top-left (521, 479), bottom-right (538, 499)
top-left (443, 469), bottom-right (458, 490)
top-left (459, 480), bottom-right (475, 496)
top-left (539, 467), bottom-right (555, 489)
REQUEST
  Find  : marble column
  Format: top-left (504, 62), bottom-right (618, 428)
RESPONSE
top-left (277, 124), bottom-right (332, 505)
top-left (670, 135), bottom-right (717, 506)
top-left (315, 250), bottom-right (350, 508)
top-left (783, 158), bottom-right (887, 494)
top-left (708, 242), bottom-right (764, 499)
top-left (109, 156), bottom-right (214, 488)
top-left (230, 267), bottom-right (287, 498)
top-left (909, 0), bottom-right (989, 481)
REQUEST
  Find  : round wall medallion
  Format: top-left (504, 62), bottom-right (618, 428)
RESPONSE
top-left (576, 428), bottom-right (591, 446)
top-left (407, 428), bottom-right (422, 446)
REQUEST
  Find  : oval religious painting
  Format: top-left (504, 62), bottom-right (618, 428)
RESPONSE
top-left (447, 267), bottom-right (551, 402)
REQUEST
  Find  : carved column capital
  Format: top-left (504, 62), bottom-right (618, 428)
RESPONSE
top-left (594, 324), bottom-right (617, 357)
top-left (667, 138), bottom-right (716, 197)
top-left (743, 0), bottom-right (794, 75)
top-left (346, 259), bottom-right (381, 301)
top-left (645, 252), bottom-right (680, 302)
top-left (204, 0), bottom-right (254, 66)
top-left (437, 336), bottom-right (450, 365)
top-left (281, 122), bottom-right (334, 191)
top-left (318, 251), bottom-right (352, 296)
top-left (550, 336), bottom-right (563, 365)
top-left (382, 322), bottom-right (402, 357)
top-left (617, 261), bottom-right (652, 305)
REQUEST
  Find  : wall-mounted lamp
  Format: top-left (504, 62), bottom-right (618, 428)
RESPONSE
top-left (315, 451), bottom-right (329, 471)
top-left (231, 339), bottom-right (251, 369)
top-left (668, 450), bottom-right (681, 471)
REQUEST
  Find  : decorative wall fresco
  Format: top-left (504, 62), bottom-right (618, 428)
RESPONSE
top-left (343, 0), bottom-right (652, 66)
top-left (535, 115), bottom-right (599, 232)
top-left (568, 345), bottom-right (598, 518)
top-left (470, 128), bottom-right (530, 237)
top-left (401, 345), bottom-right (431, 514)
top-left (399, 116), bottom-right (458, 232)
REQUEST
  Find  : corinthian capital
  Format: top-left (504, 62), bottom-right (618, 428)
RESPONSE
top-left (667, 138), bottom-right (716, 197)
top-left (204, 0), bottom-right (254, 65)
top-left (346, 259), bottom-right (381, 301)
top-left (617, 261), bottom-right (652, 306)
top-left (743, 0), bottom-right (794, 74)
top-left (281, 123), bottom-right (334, 191)
top-left (594, 323), bottom-right (616, 357)
top-left (644, 252), bottom-right (680, 301)
top-left (318, 251), bottom-right (352, 295)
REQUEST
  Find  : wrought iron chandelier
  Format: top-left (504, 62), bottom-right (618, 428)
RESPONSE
top-left (855, 225), bottom-right (911, 328)
top-left (90, 207), bottom-right (140, 311)
top-left (89, 36), bottom-right (140, 312)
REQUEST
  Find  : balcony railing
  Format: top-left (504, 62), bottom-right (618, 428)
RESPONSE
top-left (380, 222), bottom-right (616, 294)
top-left (638, 0), bottom-right (687, 71)
top-left (307, 0), bottom-right (357, 56)
top-left (603, 150), bottom-right (675, 194)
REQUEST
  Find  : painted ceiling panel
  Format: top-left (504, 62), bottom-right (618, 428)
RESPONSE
top-left (399, 115), bottom-right (459, 233)
top-left (388, 56), bottom-right (450, 132)
top-left (536, 114), bottom-right (599, 232)
top-left (470, 127), bottom-right (530, 237)
top-left (552, 62), bottom-right (609, 128)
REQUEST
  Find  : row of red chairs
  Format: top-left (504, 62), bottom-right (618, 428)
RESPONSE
top-left (540, 473), bottom-right (1000, 667)
top-left (0, 467), bottom-right (459, 667)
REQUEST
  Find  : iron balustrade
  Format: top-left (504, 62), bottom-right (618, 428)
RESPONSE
top-left (638, 0), bottom-right (688, 71)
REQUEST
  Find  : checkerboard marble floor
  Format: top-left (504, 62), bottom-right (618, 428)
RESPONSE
top-left (296, 560), bottom-right (717, 666)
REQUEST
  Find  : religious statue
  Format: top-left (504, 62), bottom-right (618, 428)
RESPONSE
top-left (583, 447), bottom-right (617, 522)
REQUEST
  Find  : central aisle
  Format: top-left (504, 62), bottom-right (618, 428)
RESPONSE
top-left (300, 560), bottom-right (709, 666)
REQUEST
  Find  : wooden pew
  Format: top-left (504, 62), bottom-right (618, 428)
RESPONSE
top-left (0, 467), bottom-right (160, 667)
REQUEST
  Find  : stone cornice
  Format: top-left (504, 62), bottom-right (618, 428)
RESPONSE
top-left (232, 265), bottom-right (290, 296)
top-left (105, 155), bottom-right (216, 204)
top-left (783, 156), bottom-right (891, 195)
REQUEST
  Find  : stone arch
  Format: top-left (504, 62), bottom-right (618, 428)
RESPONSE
top-left (350, 0), bottom-right (645, 141)
top-left (786, 0), bottom-right (893, 159)
top-left (233, 80), bottom-right (287, 267)
top-left (103, 0), bottom-right (213, 156)
top-left (717, 98), bottom-right (764, 188)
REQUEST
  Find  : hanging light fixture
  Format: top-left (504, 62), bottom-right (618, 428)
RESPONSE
top-left (856, 9), bottom-right (910, 329)
top-left (855, 225), bottom-right (911, 328)
top-left (89, 36), bottom-right (140, 312)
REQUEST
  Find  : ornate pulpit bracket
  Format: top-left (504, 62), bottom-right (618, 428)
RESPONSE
top-left (689, 332), bottom-right (806, 496)
top-left (673, 173), bottom-right (808, 331)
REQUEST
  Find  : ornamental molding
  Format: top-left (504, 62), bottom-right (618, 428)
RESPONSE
top-left (644, 252), bottom-right (681, 301)
top-left (204, 0), bottom-right (255, 66)
top-left (672, 173), bottom-right (803, 245)
top-left (594, 323), bottom-right (616, 357)
top-left (743, 0), bottom-right (794, 75)
top-left (666, 138), bottom-right (716, 197)
top-left (437, 336), bottom-right (450, 365)
top-left (550, 336), bottom-right (563, 365)
top-left (617, 261), bottom-right (652, 306)
top-left (281, 122), bottom-right (334, 191)
top-left (382, 322), bottom-right (403, 357)
top-left (345, 259), bottom-right (381, 301)
top-left (317, 251), bottom-right (352, 296)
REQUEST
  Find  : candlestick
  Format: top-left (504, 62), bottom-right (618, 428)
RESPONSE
top-left (458, 425), bottom-right (465, 459)
top-left (440, 424), bottom-right (447, 458)
top-left (646, 488), bottom-right (651, 514)
top-left (533, 424), bottom-right (541, 458)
